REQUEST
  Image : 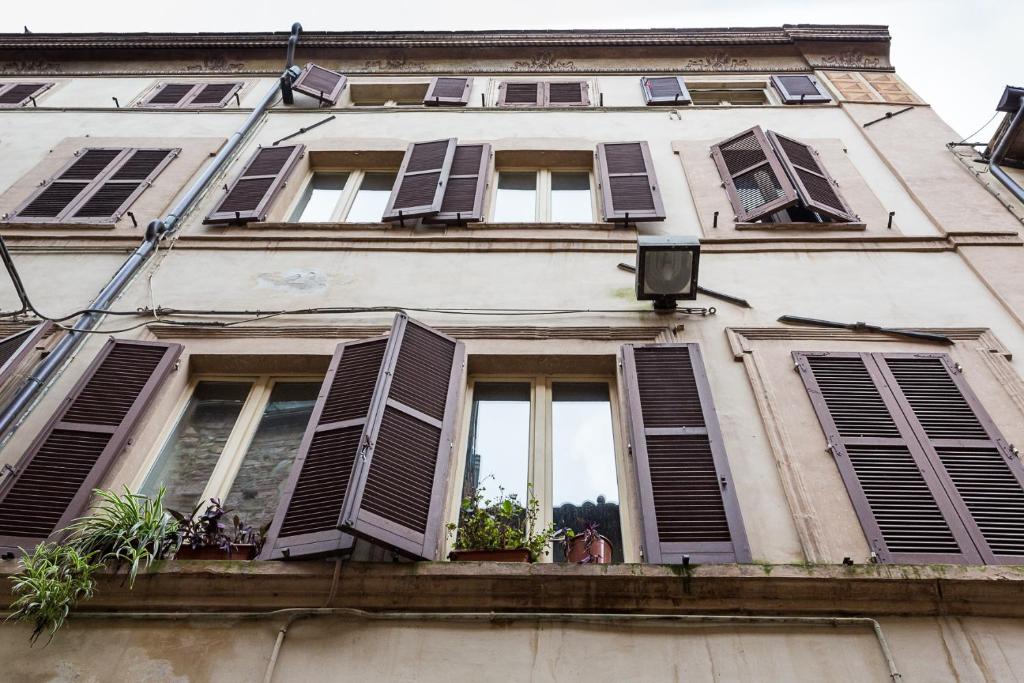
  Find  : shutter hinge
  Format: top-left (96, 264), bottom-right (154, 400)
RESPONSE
top-left (826, 443), bottom-right (839, 457)
top-left (627, 442), bottom-right (633, 458)
top-left (639, 544), bottom-right (645, 562)
top-left (0, 463), bottom-right (16, 487)
top-left (172, 360), bottom-right (181, 372)
top-left (954, 362), bottom-right (963, 373)
top-left (719, 476), bottom-right (727, 488)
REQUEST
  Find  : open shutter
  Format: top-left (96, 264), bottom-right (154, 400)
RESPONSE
top-left (546, 81), bottom-right (590, 107)
top-left (0, 339), bottom-right (181, 555)
top-left (140, 83), bottom-right (199, 108)
top-left (596, 141), bottom-right (665, 222)
top-left (10, 148), bottom-right (128, 223)
top-left (0, 322), bottom-right (52, 390)
top-left (770, 75), bottom-right (831, 104)
top-left (262, 337), bottom-right (389, 559)
top-left (766, 131), bottom-right (857, 222)
top-left (424, 77), bottom-right (472, 106)
top-left (710, 126), bottom-right (799, 222)
top-left (69, 148), bottom-right (178, 223)
top-left (292, 64), bottom-right (347, 105)
top-left (205, 144), bottom-right (304, 224)
top-left (878, 354), bottom-right (1024, 563)
top-left (794, 351), bottom-right (981, 563)
top-left (0, 83), bottom-right (52, 108)
top-left (189, 83), bottom-right (242, 107)
top-left (497, 82), bottom-right (542, 107)
top-left (430, 143), bottom-right (491, 223)
top-left (339, 314), bottom-right (465, 560)
top-left (382, 138), bottom-right (457, 222)
top-left (641, 77), bottom-right (691, 106)
top-left (621, 343), bottom-right (750, 563)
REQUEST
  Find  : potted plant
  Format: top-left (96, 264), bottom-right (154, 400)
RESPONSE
top-left (561, 521), bottom-right (614, 564)
top-left (169, 498), bottom-right (266, 560)
top-left (447, 486), bottom-right (557, 562)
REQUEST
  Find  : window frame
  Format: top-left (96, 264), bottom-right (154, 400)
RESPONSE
top-left (684, 78), bottom-right (775, 106)
top-left (489, 168), bottom-right (597, 223)
top-left (286, 168), bottom-right (399, 223)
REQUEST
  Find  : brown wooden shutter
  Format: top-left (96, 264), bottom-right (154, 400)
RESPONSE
top-left (878, 354), bottom-right (1024, 563)
top-left (430, 143), bottom-right (491, 223)
top-left (621, 343), bottom-right (750, 563)
top-left (424, 77), bottom-right (472, 106)
top-left (497, 81), bottom-right (543, 107)
top-left (766, 131), bottom-right (857, 222)
top-left (69, 148), bottom-right (178, 223)
top-left (860, 73), bottom-right (918, 104)
top-left (0, 322), bottom-right (52, 390)
top-left (710, 126), bottom-right (799, 222)
top-left (0, 83), bottom-right (52, 107)
top-left (794, 351), bottom-right (981, 563)
top-left (641, 76), bottom-right (691, 105)
top-left (292, 64), bottom-right (347, 105)
top-left (140, 83), bottom-right (198, 108)
top-left (204, 144), bottom-right (305, 224)
top-left (338, 314), bottom-right (465, 560)
top-left (0, 339), bottom-right (181, 555)
top-left (382, 139), bottom-right (457, 222)
top-left (262, 337), bottom-right (389, 559)
top-left (595, 141), bottom-right (666, 222)
top-left (770, 75), bottom-right (831, 104)
top-left (189, 83), bottom-right (242, 107)
top-left (546, 81), bottom-right (590, 107)
top-left (11, 148), bottom-right (128, 223)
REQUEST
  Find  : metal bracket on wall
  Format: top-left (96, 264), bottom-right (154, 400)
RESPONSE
top-left (272, 115), bottom-right (336, 146)
top-left (863, 106), bottom-right (915, 128)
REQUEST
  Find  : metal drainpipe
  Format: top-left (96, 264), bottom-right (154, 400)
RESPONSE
top-left (0, 23), bottom-right (303, 443)
top-left (989, 103), bottom-right (1024, 206)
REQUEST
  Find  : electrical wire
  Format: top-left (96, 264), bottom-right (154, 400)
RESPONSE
top-left (956, 111), bottom-right (999, 145)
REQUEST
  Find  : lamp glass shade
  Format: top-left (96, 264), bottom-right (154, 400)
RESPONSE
top-left (641, 249), bottom-right (693, 296)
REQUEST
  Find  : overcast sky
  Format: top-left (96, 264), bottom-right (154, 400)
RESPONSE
top-left (3, 0), bottom-right (1019, 139)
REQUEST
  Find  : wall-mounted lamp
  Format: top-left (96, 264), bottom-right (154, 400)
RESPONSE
top-left (635, 235), bottom-right (700, 311)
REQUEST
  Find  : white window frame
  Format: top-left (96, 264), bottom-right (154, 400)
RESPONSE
top-left (489, 168), bottom-right (598, 223)
top-left (286, 169), bottom-right (397, 223)
top-left (684, 78), bottom-right (777, 106)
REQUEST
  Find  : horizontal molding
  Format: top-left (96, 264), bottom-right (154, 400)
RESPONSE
top-left (725, 326), bottom-right (1001, 359)
top-left (148, 324), bottom-right (666, 341)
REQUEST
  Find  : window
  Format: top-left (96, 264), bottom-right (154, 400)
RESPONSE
top-left (456, 376), bottom-right (629, 563)
top-left (205, 145), bottom-right (304, 225)
top-left (496, 81), bottom-right (590, 108)
top-left (289, 171), bottom-right (398, 223)
top-left (139, 376), bottom-right (321, 529)
top-left (491, 170), bottom-right (595, 223)
top-left (686, 80), bottom-right (770, 106)
top-left (138, 82), bottom-right (242, 109)
top-left (349, 81), bottom-right (430, 106)
top-left (0, 82), bottom-right (52, 108)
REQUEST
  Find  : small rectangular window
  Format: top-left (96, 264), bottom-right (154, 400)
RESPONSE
top-left (291, 173), bottom-right (350, 222)
top-left (687, 80), bottom-right (769, 106)
top-left (493, 172), bottom-right (538, 222)
top-left (550, 172), bottom-right (593, 223)
top-left (347, 172), bottom-right (398, 222)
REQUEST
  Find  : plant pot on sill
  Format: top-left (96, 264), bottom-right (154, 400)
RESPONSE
top-left (174, 543), bottom-right (257, 561)
top-left (565, 534), bottom-right (613, 564)
top-left (449, 548), bottom-right (533, 563)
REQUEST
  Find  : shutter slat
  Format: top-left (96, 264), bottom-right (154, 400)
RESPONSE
top-left (424, 77), bottom-right (472, 106)
top-left (292, 64), bottom-right (347, 105)
top-left (382, 139), bottom-right (457, 222)
top-left (770, 75), bottom-right (831, 104)
top-left (205, 145), bottom-right (304, 224)
top-left (767, 131), bottom-right (857, 222)
top-left (0, 340), bottom-right (181, 555)
top-left (642, 76), bottom-right (691, 105)
top-left (622, 343), bottom-right (750, 563)
top-left (710, 126), bottom-right (799, 222)
top-left (596, 141), bottom-right (666, 222)
top-left (430, 143), bottom-right (490, 223)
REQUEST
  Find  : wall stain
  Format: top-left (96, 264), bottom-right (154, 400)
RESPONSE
top-left (256, 269), bottom-right (328, 294)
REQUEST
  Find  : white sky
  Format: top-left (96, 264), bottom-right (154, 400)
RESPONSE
top-left (3, 0), bottom-right (1020, 139)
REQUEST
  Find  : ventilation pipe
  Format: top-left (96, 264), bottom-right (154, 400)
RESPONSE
top-left (0, 22), bottom-right (304, 442)
top-left (988, 86), bottom-right (1024, 205)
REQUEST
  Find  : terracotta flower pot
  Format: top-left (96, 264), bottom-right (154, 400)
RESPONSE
top-left (565, 534), bottom-right (613, 564)
top-left (448, 548), bottom-right (533, 562)
top-left (174, 543), bottom-right (257, 561)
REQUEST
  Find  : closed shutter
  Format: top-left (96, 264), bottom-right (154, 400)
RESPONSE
top-left (879, 354), bottom-right (1024, 563)
top-left (823, 72), bottom-right (878, 103)
top-left (262, 337), bottom-right (389, 559)
top-left (205, 144), bottom-right (305, 224)
top-left (621, 343), bottom-right (750, 563)
top-left (595, 141), bottom-right (666, 222)
top-left (0, 322), bottom-right (52, 390)
top-left (860, 73), bottom-right (918, 104)
top-left (794, 351), bottom-right (981, 563)
top-left (641, 76), bottom-right (691, 105)
top-left (188, 83), bottom-right (242, 107)
top-left (431, 143), bottom-right (491, 223)
top-left (770, 75), bottom-right (831, 104)
top-left (382, 138), bottom-right (457, 222)
top-left (710, 126), bottom-right (799, 222)
top-left (424, 77), bottom-right (472, 106)
top-left (292, 64), bottom-right (347, 105)
top-left (0, 339), bottom-right (181, 555)
top-left (0, 83), bottom-right (52, 108)
top-left (339, 314), bottom-right (465, 560)
top-left (140, 83), bottom-right (198, 108)
top-left (69, 148), bottom-right (178, 223)
top-left (766, 131), bottom-right (857, 222)
top-left (546, 81), bottom-right (590, 107)
top-left (497, 82), bottom-right (543, 107)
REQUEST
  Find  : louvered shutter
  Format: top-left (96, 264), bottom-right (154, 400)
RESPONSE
top-left (382, 138), bottom-right (457, 222)
top-left (621, 343), bottom-right (750, 563)
top-left (292, 64), bottom-right (347, 105)
top-left (262, 337), bottom-right (389, 559)
top-left (338, 314), bottom-right (465, 560)
top-left (878, 354), bottom-right (1024, 563)
top-left (424, 77), bottom-right (472, 106)
top-left (11, 148), bottom-right (127, 223)
top-left (596, 141), bottom-right (666, 222)
top-left (430, 143), bottom-right (491, 223)
top-left (860, 73), bottom-right (917, 104)
top-left (766, 131), bottom-right (857, 222)
top-left (0, 322), bottom-right (52, 390)
top-left (140, 83), bottom-right (198, 108)
top-left (69, 148), bottom-right (178, 223)
top-left (710, 126), bottom-right (799, 222)
top-left (0, 340), bottom-right (181, 555)
top-left (497, 82), bottom-right (543, 107)
top-left (641, 77), bottom-right (691, 105)
top-left (0, 83), bottom-right (52, 107)
top-left (546, 81), bottom-right (590, 107)
top-left (794, 351), bottom-right (981, 563)
top-left (205, 144), bottom-right (304, 224)
top-left (770, 75), bottom-right (831, 104)
top-left (189, 83), bottom-right (242, 107)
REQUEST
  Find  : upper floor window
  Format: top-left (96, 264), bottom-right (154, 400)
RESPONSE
top-left (290, 171), bottom-right (399, 223)
top-left (138, 82), bottom-right (242, 109)
top-left (0, 82), bottom-right (52, 108)
top-left (496, 80), bottom-right (591, 108)
top-left (687, 80), bottom-right (770, 106)
top-left (492, 169), bottom-right (595, 223)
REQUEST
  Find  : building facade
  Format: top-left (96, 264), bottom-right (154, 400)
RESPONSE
top-left (1, 24), bottom-right (1023, 681)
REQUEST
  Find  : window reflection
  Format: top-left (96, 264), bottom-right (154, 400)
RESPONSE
top-left (493, 172), bottom-right (538, 222)
top-left (460, 382), bottom-right (531, 506)
top-left (550, 172), bottom-right (592, 223)
top-left (292, 173), bottom-right (348, 222)
top-left (346, 172), bottom-right (397, 223)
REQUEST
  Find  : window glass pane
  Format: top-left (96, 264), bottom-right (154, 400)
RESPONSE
top-left (550, 172), bottom-right (592, 223)
top-left (551, 382), bottom-right (623, 562)
top-left (223, 382), bottom-right (320, 531)
top-left (460, 382), bottom-right (531, 508)
top-left (493, 172), bottom-right (537, 222)
top-left (345, 172), bottom-right (397, 222)
top-left (141, 381), bottom-right (252, 514)
top-left (291, 173), bottom-right (348, 222)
